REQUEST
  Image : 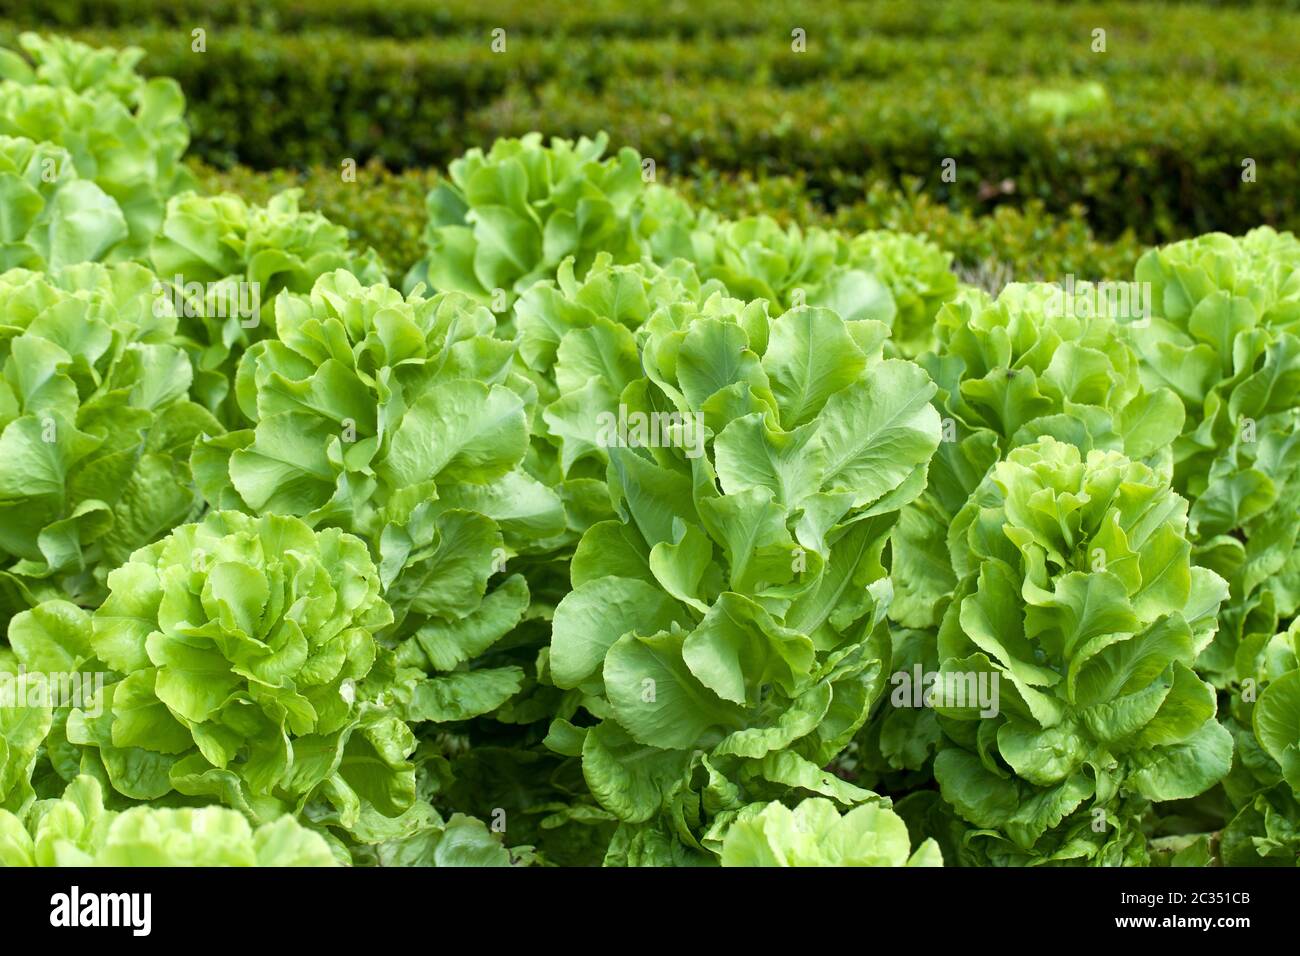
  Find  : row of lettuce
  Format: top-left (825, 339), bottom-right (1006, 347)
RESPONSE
top-left (0, 33), bottom-right (1297, 868)
top-left (191, 161), bottom-right (1147, 294)
top-left (2, 15), bottom-right (1297, 242)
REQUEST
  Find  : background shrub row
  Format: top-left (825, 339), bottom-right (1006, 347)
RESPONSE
top-left (9, 0), bottom-right (1300, 38)
top-left (3, 0), bottom-right (1298, 241)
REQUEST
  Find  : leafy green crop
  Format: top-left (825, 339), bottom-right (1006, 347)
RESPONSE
top-left (188, 271), bottom-right (572, 858)
top-left (1130, 229), bottom-right (1300, 690)
top-left (0, 263), bottom-right (219, 624)
top-left (0, 136), bottom-right (128, 270)
top-left (3, 29), bottom-right (1300, 869)
top-left (0, 774), bottom-right (337, 866)
top-left (932, 439), bottom-right (1229, 864)
top-left (0, 33), bottom-right (193, 259)
top-left (719, 796), bottom-right (942, 866)
top-left (546, 292), bottom-right (942, 863)
top-left (891, 282), bottom-right (1185, 634)
top-left (403, 132), bottom-right (962, 358)
top-left (6, 512), bottom-right (417, 849)
top-left (681, 216), bottom-right (959, 357)
top-left (403, 132), bottom-right (648, 302)
top-left (150, 190), bottom-right (387, 421)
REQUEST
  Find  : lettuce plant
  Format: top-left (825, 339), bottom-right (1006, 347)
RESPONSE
top-left (870, 281), bottom-right (1184, 782)
top-left (846, 230), bottom-right (960, 358)
top-left (189, 265), bottom-right (639, 863)
top-left (0, 136), bottom-right (128, 270)
top-left (149, 190), bottom-right (387, 421)
top-left (546, 293), bottom-right (942, 862)
top-left (865, 283), bottom-right (1187, 789)
top-left (688, 215), bottom-right (895, 325)
top-left (403, 132), bottom-right (647, 301)
top-left (719, 797), bottom-right (942, 867)
top-left (0, 774), bottom-right (337, 866)
top-left (684, 215), bottom-right (960, 356)
top-left (0, 668), bottom-right (52, 815)
top-left (191, 272), bottom-right (573, 848)
top-left (0, 33), bottom-right (193, 259)
top-left (0, 263), bottom-right (220, 624)
top-left (631, 182), bottom-right (703, 265)
top-left (7, 511), bottom-right (417, 852)
top-left (892, 282), bottom-right (1185, 631)
top-left (402, 134), bottom-right (960, 360)
top-left (193, 269), bottom-right (558, 627)
top-left (0, 32), bottom-right (149, 104)
top-left (1129, 228), bottom-right (1300, 688)
top-left (930, 438), bottom-right (1230, 864)
top-left (512, 253), bottom-right (725, 485)
top-left (194, 271), bottom-right (527, 527)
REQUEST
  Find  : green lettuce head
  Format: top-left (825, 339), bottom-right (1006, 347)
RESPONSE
top-left (149, 189), bottom-right (387, 422)
top-left (10, 511), bottom-right (418, 849)
top-left (846, 230), bottom-right (959, 357)
top-left (192, 271), bottom-right (566, 833)
top-left (1130, 228), bottom-right (1300, 689)
top-left (0, 32), bottom-right (151, 104)
top-left (687, 215), bottom-right (960, 357)
top-left (547, 292), bottom-right (942, 863)
top-left (892, 281), bottom-right (1185, 632)
top-left (513, 253), bottom-right (724, 487)
top-left (930, 438), bottom-right (1231, 864)
top-left (0, 136), bottom-right (129, 270)
top-left (631, 182), bottom-right (702, 265)
top-left (197, 271), bottom-right (534, 538)
top-left (404, 132), bottom-right (646, 302)
top-left (690, 215), bottom-right (894, 325)
top-left (928, 282), bottom-right (1180, 464)
top-left (870, 282), bottom-right (1186, 789)
top-left (0, 33), bottom-right (193, 259)
top-left (720, 797), bottom-right (941, 867)
top-left (0, 263), bottom-right (220, 625)
top-left (0, 774), bottom-right (337, 866)
top-left (194, 268), bottom-right (560, 621)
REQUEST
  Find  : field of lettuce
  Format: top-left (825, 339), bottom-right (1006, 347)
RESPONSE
top-left (1, 1), bottom-right (1300, 869)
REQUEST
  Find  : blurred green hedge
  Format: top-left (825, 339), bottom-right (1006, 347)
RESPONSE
top-left (64, 24), bottom-right (1299, 242)
top-left (5, 0), bottom-right (1297, 241)
top-left (9, 0), bottom-right (1300, 37)
top-left (475, 75), bottom-right (1299, 242)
